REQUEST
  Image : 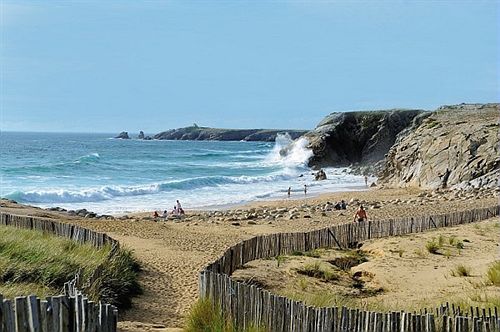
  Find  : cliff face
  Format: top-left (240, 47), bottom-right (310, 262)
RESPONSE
top-left (378, 103), bottom-right (500, 190)
top-left (305, 110), bottom-right (426, 167)
top-left (153, 127), bottom-right (307, 142)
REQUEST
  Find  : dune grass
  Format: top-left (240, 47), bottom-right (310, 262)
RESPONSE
top-left (185, 298), bottom-right (266, 332)
top-left (0, 225), bottom-right (141, 308)
top-left (487, 261), bottom-right (500, 286)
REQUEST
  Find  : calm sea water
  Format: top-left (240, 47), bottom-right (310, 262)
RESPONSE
top-left (0, 132), bottom-right (366, 214)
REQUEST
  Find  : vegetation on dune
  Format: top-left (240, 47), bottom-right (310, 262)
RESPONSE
top-left (86, 247), bottom-right (142, 308)
top-left (185, 298), bottom-right (266, 332)
top-left (450, 264), bottom-right (472, 277)
top-left (0, 225), bottom-right (141, 308)
top-left (486, 261), bottom-right (500, 286)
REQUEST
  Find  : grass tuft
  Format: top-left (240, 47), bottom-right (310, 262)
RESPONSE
top-left (451, 265), bottom-right (471, 277)
top-left (425, 239), bottom-right (441, 254)
top-left (185, 298), bottom-right (266, 332)
top-left (487, 261), bottom-right (500, 286)
top-left (297, 262), bottom-right (338, 281)
top-left (329, 251), bottom-right (368, 271)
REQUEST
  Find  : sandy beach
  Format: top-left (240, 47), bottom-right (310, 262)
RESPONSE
top-left (1, 186), bottom-right (498, 331)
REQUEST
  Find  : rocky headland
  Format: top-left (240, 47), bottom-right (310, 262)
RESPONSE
top-left (379, 103), bottom-right (499, 190)
top-left (153, 126), bottom-right (307, 141)
top-left (299, 103), bottom-right (499, 192)
top-left (304, 109), bottom-right (427, 168)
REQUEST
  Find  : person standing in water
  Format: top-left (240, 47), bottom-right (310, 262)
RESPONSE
top-left (304, 184), bottom-right (307, 196)
top-left (287, 187), bottom-right (291, 198)
top-left (364, 175), bottom-right (368, 187)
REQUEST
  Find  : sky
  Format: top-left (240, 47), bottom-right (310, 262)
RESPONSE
top-left (1, 1), bottom-right (498, 133)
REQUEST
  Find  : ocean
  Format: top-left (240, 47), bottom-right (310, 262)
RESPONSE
top-left (0, 132), bottom-right (366, 214)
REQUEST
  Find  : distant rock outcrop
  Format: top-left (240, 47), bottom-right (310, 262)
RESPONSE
top-left (153, 126), bottom-right (307, 142)
top-left (138, 131), bottom-right (145, 139)
top-left (305, 109), bottom-right (426, 168)
top-left (115, 131), bottom-right (130, 139)
top-left (378, 103), bottom-right (499, 190)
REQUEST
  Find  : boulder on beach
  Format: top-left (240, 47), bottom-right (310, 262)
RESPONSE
top-left (315, 169), bottom-right (327, 181)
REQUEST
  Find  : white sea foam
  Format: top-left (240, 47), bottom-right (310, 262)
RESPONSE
top-left (264, 133), bottom-right (313, 168)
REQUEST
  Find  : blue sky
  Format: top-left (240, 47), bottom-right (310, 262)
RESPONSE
top-left (1, 1), bottom-right (498, 133)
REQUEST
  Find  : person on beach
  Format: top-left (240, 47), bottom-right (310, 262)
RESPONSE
top-left (176, 200), bottom-right (185, 215)
top-left (287, 187), bottom-right (291, 198)
top-left (334, 202), bottom-right (342, 210)
top-left (171, 206), bottom-right (178, 216)
top-left (162, 210), bottom-right (168, 218)
top-left (304, 184), bottom-right (307, 196)
top-left (364, 175), bottom-right (368, 187)
top-left (341, 200), bottom-right (347, 210)
top-left (353, 205), bottom-right (368, 222)
top-left (153, 211), bottom-right (160, 218)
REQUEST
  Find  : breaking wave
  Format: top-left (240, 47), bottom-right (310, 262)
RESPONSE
top-left (5, 173), bottom-right (295, 204)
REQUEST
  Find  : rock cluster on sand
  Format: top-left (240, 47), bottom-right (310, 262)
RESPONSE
top-left (379, 103), bottom-right (499, 190)
top-left (46, 206), bottom-right (115, 220)
top-left (115, 131), bottom-right (130, 139)
top-left (176, 187), bottom-right (497, 225)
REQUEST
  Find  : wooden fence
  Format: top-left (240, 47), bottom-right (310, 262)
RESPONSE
top-left (199, 205), bottom-right (500, 332)
top-left (0, 212), bottom-right (120, 331)
top-left (0, 293), bottom-right (117, 332)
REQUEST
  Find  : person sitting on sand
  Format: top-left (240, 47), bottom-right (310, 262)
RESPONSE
top-left (162, 210), bottom-right (168, 218)
top-left (334, 202), bottom-right (342, 210)
top-left (153, 211), bottom-right (160, 218)
top-left (341, 200), bottom-right (347, 210)
top-left (353, 205), bottom-right (368, 222)
top-left (171, 206), bottom-right (178, 216)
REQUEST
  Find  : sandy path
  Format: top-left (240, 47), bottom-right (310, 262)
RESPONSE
top-left (1, 188), bottom-right (498, 330)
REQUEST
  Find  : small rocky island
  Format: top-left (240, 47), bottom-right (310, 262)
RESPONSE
top-left (114, 131), bottom-right (130, 139)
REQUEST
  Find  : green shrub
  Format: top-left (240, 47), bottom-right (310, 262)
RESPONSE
top-left (487, 261), bottom-right (500, 286)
